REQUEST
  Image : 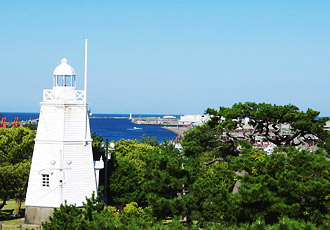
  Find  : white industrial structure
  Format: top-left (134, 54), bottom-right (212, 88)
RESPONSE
top-left (25, 40), bottom-right (103, 224)
top-left (179, 114), bottom-right (210, 126)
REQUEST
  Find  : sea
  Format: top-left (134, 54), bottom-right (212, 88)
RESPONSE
top-left (0, 112), bottom-right (178, 142)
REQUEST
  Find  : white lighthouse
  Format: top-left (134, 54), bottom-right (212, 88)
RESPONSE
top-left (25, 44), bottom-right (102, 224)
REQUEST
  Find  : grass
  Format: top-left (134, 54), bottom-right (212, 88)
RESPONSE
top-left (0, 217), bottom-right (24, 227)
top-left (0, 200), bottom-right (25, 227)
top-left (2, 200), bottom-right (26, 210)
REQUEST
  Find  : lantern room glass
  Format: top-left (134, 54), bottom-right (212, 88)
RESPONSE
top-left (53, 75), bottom-right (76, 87)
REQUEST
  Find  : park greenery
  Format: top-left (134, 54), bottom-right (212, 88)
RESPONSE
top-left (2, 102), bottom-right (330, 229)
top-left (0, 127), bottom-right (35, 217)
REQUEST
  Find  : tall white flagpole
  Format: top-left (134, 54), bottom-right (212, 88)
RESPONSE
top-left (84, 39), bottom-right (88, 140)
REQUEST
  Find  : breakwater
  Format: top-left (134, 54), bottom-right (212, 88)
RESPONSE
top-left (90, 116), bottom-right (129, 119)
top-left (131, 117), bottom-right (181, 126)
top-left (161, 126), bottom-right (191, 135)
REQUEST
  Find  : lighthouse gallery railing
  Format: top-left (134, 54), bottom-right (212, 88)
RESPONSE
top-left (43, 89), bottom-right (85, 102)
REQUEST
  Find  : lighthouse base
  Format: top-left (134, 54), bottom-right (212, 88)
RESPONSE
top-left (25, 206), bottom-right (55, 225)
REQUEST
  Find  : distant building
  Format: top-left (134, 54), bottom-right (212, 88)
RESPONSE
top-left (163, 115), bottom-right (177, 120)
top-left (325, 121), bottom-right (330, 131)
top-left (179, 114), bottom-right (210, 126)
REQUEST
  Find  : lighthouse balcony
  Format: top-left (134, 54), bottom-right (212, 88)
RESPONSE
top-left (43, 89), bottom-right (84, 102)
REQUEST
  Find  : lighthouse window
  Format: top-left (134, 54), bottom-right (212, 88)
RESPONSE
top-left (57, 76), bottom-right (64, 86)
top-left (42, 174), bottom-right (50, 187)
top-left (65, 76), bottom-right (72, 86)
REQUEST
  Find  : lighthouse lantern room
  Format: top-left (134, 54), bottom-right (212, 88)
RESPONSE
top-left (25, 41), bottom-right (102, 225)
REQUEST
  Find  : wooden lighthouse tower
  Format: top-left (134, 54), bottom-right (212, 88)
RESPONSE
top-left (25, 41), bottom-right (102, 224)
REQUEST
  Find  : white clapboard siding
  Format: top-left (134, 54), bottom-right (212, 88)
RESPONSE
top-left (26, 86), bottom-right (97, 208)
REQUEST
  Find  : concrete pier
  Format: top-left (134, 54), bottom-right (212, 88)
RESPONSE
top-left (161, 126), bottom-right (191, 135)
top-left (131, 117), bottom-right (181, 126)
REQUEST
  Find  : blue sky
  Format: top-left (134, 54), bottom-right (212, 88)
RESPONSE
top-left (1, 1), bottom-right (330, 115)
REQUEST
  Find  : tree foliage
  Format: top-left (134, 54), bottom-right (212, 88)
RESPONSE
top-left (205, 102), bottom-right (329, 147)
top-left (0, 161), bottom-right (31, 211)
top-left (0, 127), bottom-right (35, 164)
top-left (230, 147), bottom-right (330, 225)
top-left (109, 139), bottom-right (154, 205)
top-left (91, 132), bottom-right (104, 161)
top-left (42, 195), bottom-right (160, 230)
top-left (37, 102), bottom-right (330, 228)
top-left (184, 160), bottom-right (236, 224)
top-left (140, 134), bottom-right (159, 147)
top-left (0, 127), bottom-right (35, 211)
top-left (180, 103), bottom-right (330, 227)
top-left (42, 195), bottom-right (326, 229)
top-left (109, 139), bottom-right (188, 219)
top-left (140, 141), bottom-right (188, 219)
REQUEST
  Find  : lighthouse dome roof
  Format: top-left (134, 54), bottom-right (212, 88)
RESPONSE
top-left (53, 58), bottom-right (76, 76)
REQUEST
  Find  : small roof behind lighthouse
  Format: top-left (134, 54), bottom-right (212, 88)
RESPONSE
top-left (53, 58), bottom-right (76, 76)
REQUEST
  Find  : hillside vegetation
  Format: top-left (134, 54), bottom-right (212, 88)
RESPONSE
top-left (2, 103), bottom-right (330, 229)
